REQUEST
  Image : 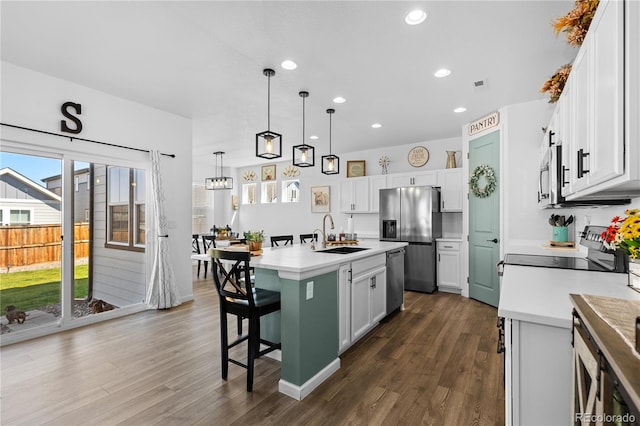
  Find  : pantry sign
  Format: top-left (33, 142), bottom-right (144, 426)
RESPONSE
top-left (468, 111), bottom-right (499, 136)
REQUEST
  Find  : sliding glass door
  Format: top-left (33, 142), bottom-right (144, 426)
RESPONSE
top-left (0, 152), bottom-right (63, 332)
top-left (0, 147), bottom-right (148, 338)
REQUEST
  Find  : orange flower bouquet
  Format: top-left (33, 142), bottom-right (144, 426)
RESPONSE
top-left (540, 64), bottom-right (572, 104)
top-left (552, 0), bottom-right (600, 47)
top-left (602, 209), bottom-right (640, 259)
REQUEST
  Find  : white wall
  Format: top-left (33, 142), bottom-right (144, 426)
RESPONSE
top-left (1, 62), bottom-right (194, 302)
top-left (232, 137), bottom-right (462, 241)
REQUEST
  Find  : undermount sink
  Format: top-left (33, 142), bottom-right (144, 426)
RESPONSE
top-left (316, 246), bottom-right (370, 254)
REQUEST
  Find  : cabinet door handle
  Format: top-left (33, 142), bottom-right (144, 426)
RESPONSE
top-left (438, 253), bottom-right (441, 262)
top-left (348, 269), bottom-right (352, 283)
top-left (577, 149), bottom-right (590, 178)
top-left (443, 245), bottom-right (453, 248)
top-left (548, 130), bottom-right (555, 147)
top-left (562, 165), bottom-right (570, 187)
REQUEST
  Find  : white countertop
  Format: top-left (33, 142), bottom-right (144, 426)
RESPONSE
top-left (436, 237), bottom-right (463, 243)
top-left (498, 265), bottom-right (640, 329)
top-left (250, 240), bottom-right (408, 280)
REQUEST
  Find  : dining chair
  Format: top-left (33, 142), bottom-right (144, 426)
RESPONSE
top-left (270, 235), bottom-right (294, 247)
top-left (191, 234), bottom-right (208, 278)
top-left (300, 233), bottom-right (318, 244)
top-left (210, 249), bottom-right (281, 392)
top-left (198, 235), bottom-right (216, 279)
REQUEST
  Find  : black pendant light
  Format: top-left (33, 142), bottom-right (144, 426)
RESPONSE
top-left (321, 108), bottom-right (340, 175)
top-left (205, 151), bottom-right (233, 190)
top-left (292, 91), bottom-right (315, 167)
top-left (256, 68), bottom-right (282, 159)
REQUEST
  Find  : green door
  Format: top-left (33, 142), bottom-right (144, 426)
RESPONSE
top-left (468, 131), bottom-right (500, 307)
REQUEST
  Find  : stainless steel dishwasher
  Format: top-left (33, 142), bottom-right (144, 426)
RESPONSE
top-left (386, 248), bottom-right (405, 314)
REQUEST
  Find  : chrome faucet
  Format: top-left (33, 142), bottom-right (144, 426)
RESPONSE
top-left (310, 228), bottom-right (324, 250)
top-left (322, 213), bottom-right (335, 249)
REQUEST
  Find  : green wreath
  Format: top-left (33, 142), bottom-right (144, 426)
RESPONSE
top-left (469, 164), bottom-right (497, 198)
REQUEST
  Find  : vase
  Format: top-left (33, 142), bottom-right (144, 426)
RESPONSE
top-left (552, 226), bottom-right (568, 242)
top-left (445, 151), bottom-right (457, 169)
top-left (629, 258), bottom-right (640, 291)
top-left (248, 241), bottom-right (262, 252)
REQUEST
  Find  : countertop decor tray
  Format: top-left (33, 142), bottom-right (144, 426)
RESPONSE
top-left (327, 240), bottom-right (359, 246)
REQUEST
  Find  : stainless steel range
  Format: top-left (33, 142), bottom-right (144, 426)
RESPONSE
top-left (503, 226), bottom-right (627, 273)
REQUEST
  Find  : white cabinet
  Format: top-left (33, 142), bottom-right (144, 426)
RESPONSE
top-left (339, 177), bottom-right (370, 213)
top-left (436, 240), bottom-right (461, 293)
top-left (389, 170), bottom-right (437, 188)
top-left (438, 169), bottom-right (462, 212)
top-left (351, 265), bottom-right (386, 343)
top-left (504, 318), bottom-right (573, 425)
top-left (551, 0), bottom-right (637, 201)
top-left (368, 175), bottom-right (388, 213)
top-left (558, 79), bottom-right (575, 198)
top-left (337, 253), bottom-right (387, 354)
top-left (337, 263), bottom-right (352, 354)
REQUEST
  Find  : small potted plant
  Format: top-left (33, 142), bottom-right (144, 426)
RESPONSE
top-left (244, 230), bottom-right (264, 252)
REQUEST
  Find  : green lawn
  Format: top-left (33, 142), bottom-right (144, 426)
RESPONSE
top-left (0, 265), bottom-right (89, 312)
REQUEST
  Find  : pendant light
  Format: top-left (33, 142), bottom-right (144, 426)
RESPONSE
top-left (322, 108), bottom-right (340, 175)
top-left (256, 68), bottom-right (282, 159)
top-left (292, 91), bottom-right (315, 167)
top-left (205, 151), bottom-right (233, 190)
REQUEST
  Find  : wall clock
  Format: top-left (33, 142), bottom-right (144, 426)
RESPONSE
top-left (408, 146), bottom-right (429, 167)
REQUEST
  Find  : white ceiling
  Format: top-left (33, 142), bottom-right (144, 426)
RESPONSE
top-left (1, 1), bottom-right (576, 168)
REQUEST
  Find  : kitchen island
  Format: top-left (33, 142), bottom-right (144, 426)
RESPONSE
top-left (247, 240), bottom-right (407, 400)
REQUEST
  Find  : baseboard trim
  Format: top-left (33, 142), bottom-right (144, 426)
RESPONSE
top-left (278, 358), bottom-right (341, 400)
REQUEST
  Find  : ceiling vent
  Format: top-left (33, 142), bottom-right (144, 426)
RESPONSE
top-left (473, 79), bottom-right (487, 89)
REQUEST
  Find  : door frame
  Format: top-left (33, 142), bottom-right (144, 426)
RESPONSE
top-left (461, 117), bottom-right (505, 298)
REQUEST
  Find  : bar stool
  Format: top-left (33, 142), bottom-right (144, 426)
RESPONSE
top-left (270, 235), bottom-right (294, 247)
top-left (211, 249), bottom-right (281, 391)
top-left (300, 233), bottom-right (318, 244)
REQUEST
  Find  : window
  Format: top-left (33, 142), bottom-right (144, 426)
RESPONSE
top-left (242, 183), bottom-right (257, 205)
top-left (261, 182), bottom-right (277, 203)
top-left (10, 209), bottom-right (31, 225)
top-left (106, 166), bottom-right (145, 250)
top-left (133, 168), bottom-right (145, 246)
top-left (282, 179), bottom-right (300, 203)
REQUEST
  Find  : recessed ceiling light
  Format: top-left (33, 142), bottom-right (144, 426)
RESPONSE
top-left (454, 107), bottom-right (467, 113)
top-left (434, 68), bottom-right (452, 78)
top-left (309, 135), bottom-right (319, 140)
top-left (371, 123), bottom-right (382, 129)
top-left (405, 9), bottom-right (427, 25)
top-left (281, 60), bottom-right (297, 70)
top-left (333, 96), bottom-right (346, 104)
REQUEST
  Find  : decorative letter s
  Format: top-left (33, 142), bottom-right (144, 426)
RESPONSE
top-left (60, 102), bottom-right (83, 134)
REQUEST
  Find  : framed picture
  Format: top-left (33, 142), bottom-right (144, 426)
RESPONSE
top-left (346, 160), bottom-right (366, 178)
top-left (311, 186), bottom-right (330, 213)
top-left (261, 164), bottom-right (276, 181)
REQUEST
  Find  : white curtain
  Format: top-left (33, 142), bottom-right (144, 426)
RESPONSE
top-left (145, 149), bottom-right (182, 309)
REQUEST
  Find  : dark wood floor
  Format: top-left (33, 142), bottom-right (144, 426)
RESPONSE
top-left (0, 269), bottom-right (505, 425)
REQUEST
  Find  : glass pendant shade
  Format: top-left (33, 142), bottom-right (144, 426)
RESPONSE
top-left (293, 91), bottom-right (315, 167)
top-left (256, 130), bottom-right (282, 159)
top-left (322, 108), bottom-right (340, 175)
top-left (205, 151), bottom-right (233, 190)
top-left (256, 68), bottom-right (282, 159)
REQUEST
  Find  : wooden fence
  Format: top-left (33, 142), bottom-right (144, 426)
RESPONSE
top-left (0, 224), bottom-right (89, 268)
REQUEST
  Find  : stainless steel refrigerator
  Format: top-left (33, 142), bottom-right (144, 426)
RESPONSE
top-left (379, 186), bottom-right (442, 293)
